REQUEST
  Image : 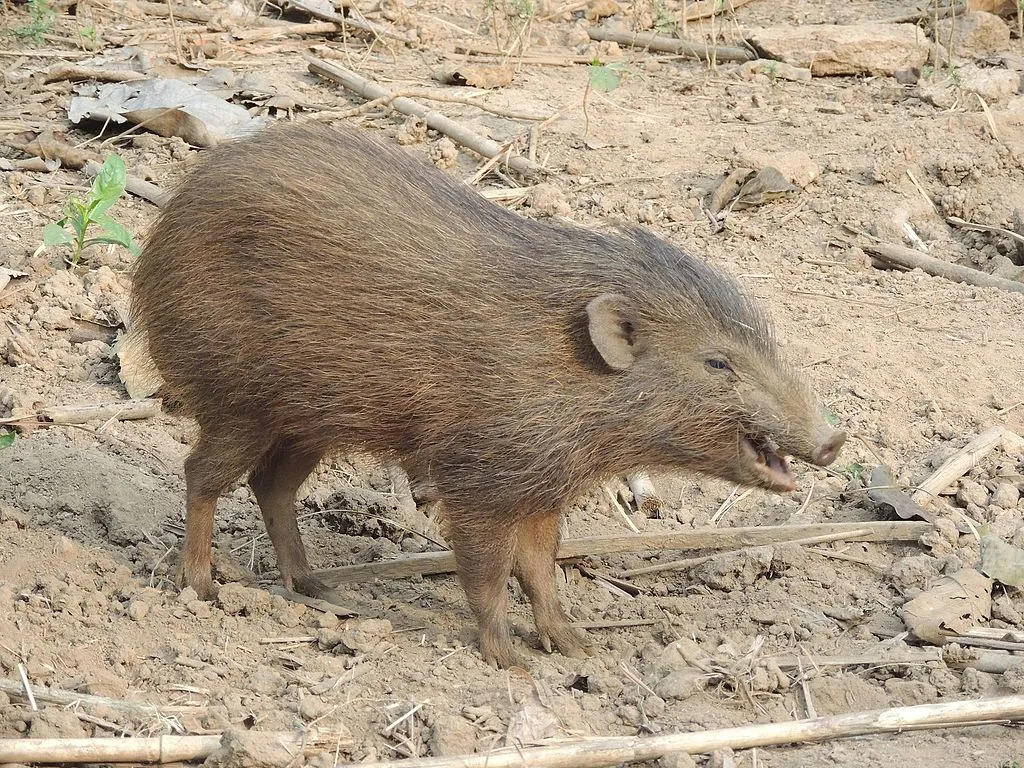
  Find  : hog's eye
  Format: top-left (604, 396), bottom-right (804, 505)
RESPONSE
top-left (705, 358), bottom-right (732, 373)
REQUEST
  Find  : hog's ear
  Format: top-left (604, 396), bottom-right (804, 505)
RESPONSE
top-left (586, 293), bottom-right (636, 371)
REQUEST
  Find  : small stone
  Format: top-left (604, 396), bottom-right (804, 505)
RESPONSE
top-left (993, 593), bottom-right (1023, 624)
top-left (817, 102), bottom-right (846, 114)
top-left (216, 583), bottom-right (270, 615)
top-left (957, 480), bottom-right (989, 508)
top-left (884, 678), bottom-right (938, 706)
top-left (315, 612), bottom-right (340, 629)
top-left (894, 66), bottom-right (920, 85)
top-left (958, 65), bottom-right (1021, 102)
top-left (585, 0), bottom-right (620, 21)
top-left (654, 668), bottom-right (706, 701)
top-left (528, 184), bottom-right (571, 218)
top-left (644, 694), bottom-right (666, 717)
top-left (991, 483), bottom-right (1021, 509)
top-left (659, 754), bottom-right (698, 768)
top-left (188, 599), bottom-right (213, 618)
top-left (428, 714), bottom-right (477, 756)
top-left (936, 11), bottom-right (1010, 56)
top-left (338, 618), bottom-right (393, 653)
top-left (298, 694), bottom-right (334, 721)
top-left (177, 586), bottom-right (199, 604)
top-left (745, 23), bottom-right (929, 77)
top-left (127, 599), bottom-right (150, 621)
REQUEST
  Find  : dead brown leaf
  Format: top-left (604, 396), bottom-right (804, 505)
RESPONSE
top-left (902, 569), bottom-right (992, 645)
top-left (434, 65), bottom-right (515, 90)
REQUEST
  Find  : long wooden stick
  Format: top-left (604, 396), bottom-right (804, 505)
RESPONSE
top-left (315, 521), bottom-right (932, 585)
top-left (864, 242), bottom-right (1024, 294)
top-left (0, 735), bottom-right (223, 764)
top-left (36, 399), bottom-right (161, 425)
top-left (345, 695), bottom-right (1024, 768)
top-left (0, 679), bottom-right (199, 716)
top-left (305, 57), bottom-right (545, 179)
top-left (587, 28), bottom-right (755, 62)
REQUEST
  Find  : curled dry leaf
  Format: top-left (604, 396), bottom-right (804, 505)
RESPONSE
top-left (980, 532), bottom-right (1024, 587)
top-left (69, 80), bottom-right (266, 147)
top-left (434, 64), bottom-right (515, 89)
top-left (708, 167), bottom-right (796, 215)
top-left (902, 568), bottom-right (992, 645)
top-left (867, 465), bottom-right (937, 524)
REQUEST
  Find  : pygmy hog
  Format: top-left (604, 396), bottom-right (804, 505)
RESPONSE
top-left (131, 122), bottom-right (846, 668)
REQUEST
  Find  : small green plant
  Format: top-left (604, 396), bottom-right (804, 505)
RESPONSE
top-left (582, 58), bottom-right (628, 138)
top-left (0, 430), bottom-right (14, 449)
top-left (840, 462), bottom-right (865, 481)
top-left (79, 24), bottom-right (97, 46)
top-left (650, 0), bottom-right (677, 34)
top-left (999, 759), bottom-right (1021, 768)
top-left (4, 0), bottom-right (55, 45)
top-left (587, 58), bottom-right (626, 94)
top-left (43, 155), bottom-right (141, 266)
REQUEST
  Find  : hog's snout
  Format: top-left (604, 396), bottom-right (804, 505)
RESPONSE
top-left (809, 429), bottom-right (846, 467)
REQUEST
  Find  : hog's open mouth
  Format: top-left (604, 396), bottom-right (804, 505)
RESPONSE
top-left (740, 434), bottom-right (796, 492)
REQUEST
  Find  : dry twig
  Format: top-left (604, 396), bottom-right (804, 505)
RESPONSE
top-left (305, 57), bottom-right (545, 178)
top-left (864, 242), bottom-right (1024, 294)
top-left (314, 521), bottom-right (931, 584)
top-left (587, 28), bottom-right (754, 62)
top-left (911, 427), bottom-right (1024, 506)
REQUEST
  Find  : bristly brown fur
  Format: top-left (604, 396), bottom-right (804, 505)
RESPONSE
top-left (131, 121), bottom-right (843, 668)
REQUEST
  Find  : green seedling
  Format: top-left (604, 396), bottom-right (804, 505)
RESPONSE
top-left (4, 0), bottom-right (55, 45)
top-left (840, 462), bottom-right (865, 481)
top-left (587, 58), bottom-right (626, 93)
top-left (583, 59), bottom-right (629, 139)
top-left (43, 155), bottom-right (141, 266)
top-left (0, 430), bottom-right (14, 449)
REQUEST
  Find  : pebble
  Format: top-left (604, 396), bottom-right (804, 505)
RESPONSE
top-left (990, 483), bottom-right (1020, 509)
top-left (957, 479), bottom-right (989, 508)
top-left (653, 668), bottom-right (706, 701)
top-left (659, 754), bottom-right (698, 768)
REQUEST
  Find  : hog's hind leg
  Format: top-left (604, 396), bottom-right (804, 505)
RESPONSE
top-left (181, 427), bottom-right (267, 600)
top-left (444, 506), bottom-right (522, 669)
top-left (249, 440), bottom-right (331, 598)
top-left (514, 511), bottom-right (595, 659)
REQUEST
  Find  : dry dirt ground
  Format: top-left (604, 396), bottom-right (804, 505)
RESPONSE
top-left (2, 0), bottom-right (1024, 766)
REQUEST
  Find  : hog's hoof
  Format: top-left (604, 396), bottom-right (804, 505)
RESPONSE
top-left (480, 626), bottom-right (528, 670)
top-left (538, 621), bottom-right (596, 659)
top-left (176, 564), bottom-right (218, 602)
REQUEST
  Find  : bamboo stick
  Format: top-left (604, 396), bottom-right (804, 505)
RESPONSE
top-left (344, 695), bottom-right (1024, 768)
top-left (0, 735), bottom-right (222, 764)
